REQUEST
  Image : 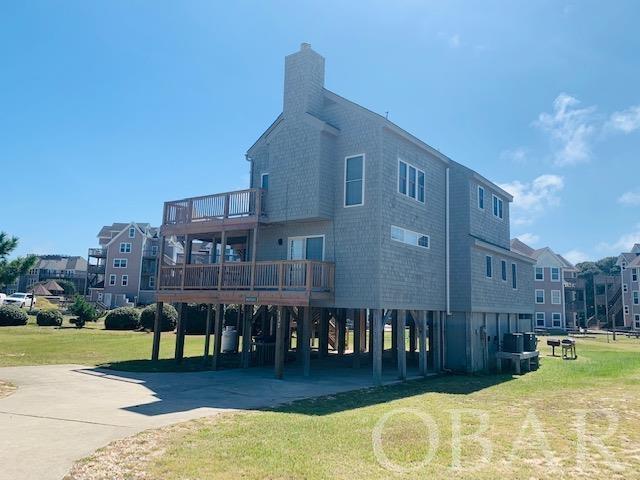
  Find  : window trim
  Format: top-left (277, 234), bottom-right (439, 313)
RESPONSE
top-left (121, 274), bottom-right (129, 286)
top-left (128, 226), bottom-right (136, 238)
top-left (287, 235), bottom-right (326, 261)
top-left (552, 312), bottom-right (562, 327)
top-left (260, 172), bottom-right (269, 190)
top-left (390, 225), bottom-right (430, 250)
top-left (477, 185), bottom-right (485, 210)
top-left (149, 276), bottom-right (156, 288)
top-left (119, 242), bottom-right (132, 254)
top-left (551, 289), bottom-right (562, 305)
top-left (113, 258), bottom-right (128, 268)
top-left (550, 267), bottom-right (561, 282)
top-left (109, 274), bottom-right (116, 286)
top-left (535, 267), bottom-right (544, 281)
top-left (634, 314), bottom-right (640, 329)
top-left (535, 289), bottom-right (545, 304)
top-left (485, 255), bottom-right (493, 278)
top-left (511, 263), bottom-right (518, 290)
top-left (501, 260), bottom-right (507, 282)
top-left (397, 159), bottom-right (426, 204)
top-left (535, 312), bottom-right (545, 327)
top-left (344, 154), bottom-right (365, 208)
top-left (632, 268), bottom-right (638, 282)
top-left (492, 194), bottom-right (504, 220)
top-left (634, 291), bottom-right (639, 305)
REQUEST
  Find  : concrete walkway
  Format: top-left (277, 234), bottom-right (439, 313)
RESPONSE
top-left (0, 362), bottom-right (417, 480)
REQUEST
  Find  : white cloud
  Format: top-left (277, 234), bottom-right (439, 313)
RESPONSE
top-left (563, 249), bottom-right (589, 265)
top-left (499, 174), bottom-right (564, 226)
top-left (607, 105), bottom-right (640, 134)
top-left (449, 33), bottom-right (461, 48)
top-left (500, 147), bottom-right (528, 164)
top-left (516, 233), bottom-right (540, 245)
top-left (618, 190), bottom-right (640, 206)
top-left (597, 224), bottom-right (640, 254)
top-left (534, 93), bottom-right (597, 167)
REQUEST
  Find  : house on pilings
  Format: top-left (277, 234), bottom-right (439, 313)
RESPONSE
top-left (152, 43), bottom-right (535, 382)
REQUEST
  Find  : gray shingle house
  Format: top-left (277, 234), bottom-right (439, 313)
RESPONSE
top-left (153, 44), bottom-right (535, 381)
top-left (5, 255), bottom-right (87, 295)
top-left (617, 243), bottom-right (640, 329)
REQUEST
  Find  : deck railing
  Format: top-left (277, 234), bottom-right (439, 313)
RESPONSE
top-left (158, 260), bottom-right (334, 293)
top-left (88, 248), bottom-right (107, 258)
top-left (163, 188), bottom-right (264, 226)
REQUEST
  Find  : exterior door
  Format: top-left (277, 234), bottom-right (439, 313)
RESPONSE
top-left (288, 236), bottom-right (324, 261)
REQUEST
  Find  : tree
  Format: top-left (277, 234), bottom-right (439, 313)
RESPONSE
top-left (54, 279), bottom-right (76, 296)
top-left (67, 295), bottom-right (98, 328)
top-left (0, 232), bottom-right (37, 288)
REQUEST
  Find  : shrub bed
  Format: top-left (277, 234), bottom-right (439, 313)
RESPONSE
top-left (36, 309), bottom-right (63, 327)
top-left (140, 303), bottom-right (178, 331)
top-left (104, 307), bottom-right (141, 330)
top-left (0, 305), bottom-right (29, 326)
top-left (184, 304), bottom-right (209, 334)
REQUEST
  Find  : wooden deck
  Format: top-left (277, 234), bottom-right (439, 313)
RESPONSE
top-left (160, 188), bottom-right (265, 236)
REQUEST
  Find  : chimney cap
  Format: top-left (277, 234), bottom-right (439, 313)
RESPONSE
top-left (300, 42), bottom-right (311, 51)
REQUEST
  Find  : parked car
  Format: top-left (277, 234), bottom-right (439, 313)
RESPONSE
top-left (4, 292), bottom-right (36, 308)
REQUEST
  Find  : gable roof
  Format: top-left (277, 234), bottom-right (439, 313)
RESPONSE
top-left (510, 239), bottom-right (575, 269)
top-left (510, 238), bottom-right (536, 257)
top-left (35, 255), bottom-right (87, 272)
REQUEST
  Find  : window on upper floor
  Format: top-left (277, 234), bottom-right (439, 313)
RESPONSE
top-left (501, 260), bottom-right (507, 281)
top-left (551, 267), bottom-right (560, 281)
top-left (512, 263), bottom-right (518, 289)
top-left (120, 242), bottom-right (132, 253)
top-left (109, 274), bottom-right (116, 286)
top-left (121, 275), bottom-right (128, 286)
top-left (113, 258), bottom-right (127, 268)
top-left (535, 267), bottom-right (544, 281)
top-left (478, 186), bottom-right (485, 210)
top-left (261, 173), bottom-right (269, 190)
top-left (551, 290), bottom-right (562, 304)
top-left (492, 194), bottom-right (503, 219)
top-left (485, 255), bottom-right (493, 278)
top-left (128, 227), bottom-right (136, 238)
top-left (344, 155), bottom-right (364, 207)
top-left (398, 159), bottom-right (425, 203)
top-left (391, 226), bottom-right (430, 249)
top-left (633, 268), bottom-right (638, 282)
top-left (634, 291), bottom-right (639, 305)
top-left (535, 289), bottom-right (545, 304)
top-left (535, 312), bottom-right (545, 326)
top-left (151, 245), bottom-right (158, 255)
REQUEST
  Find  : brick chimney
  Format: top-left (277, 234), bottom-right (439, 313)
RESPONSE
top-left (283, 43), bottom-right (325, 117)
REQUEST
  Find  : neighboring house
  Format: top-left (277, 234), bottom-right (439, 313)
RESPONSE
top-left (616, 243), bottom-right (640, 329)
top-left (154, 44), bottom-right (535, 379)
top-left (510, 239), bottom-right (585, 330)
top-left (87, 222), bottom-right (161, 307)
top-left (4, 255), bottom-right (87, 295)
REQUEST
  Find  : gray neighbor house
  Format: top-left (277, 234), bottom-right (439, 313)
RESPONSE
top-left (153, 44), bottom-right (535, 382)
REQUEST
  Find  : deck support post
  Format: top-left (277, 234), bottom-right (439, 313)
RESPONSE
top-left (417, 311), bottom-right (428, 376)
top-left (241, 304), bottom-right (252, 368)
top-left (302, 307), bottom-right (311, 377)
top-left (352, 309), bottom-right (361, 369)
top-left (212, 304), bottom-right (224, 370)
top-left (431, 311), bottom-right (442, 372)
top-left (391, 310), bottom-right (398, 362)
top-left (203, 304), bottom-right (213, 362)
top-left (409, 317), bottom-right (417, 358)
top-left (175, 302), bottom-right (186, 363)
top-left (319, 308), bottom-right (329, 357)
top-left (396, 309), bottom-right (407, 380)
top-left (274, 306), bottom-right (285, 379)
top-left (337, 309), bottom-right (346, 355)
top-left (372, 309), bottom-right (383, 385)
top-left (368, 310), bottom-right (374, 359)
top-left (151, 301), bottom-right (163, 361)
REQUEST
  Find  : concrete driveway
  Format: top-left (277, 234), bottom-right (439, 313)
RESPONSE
top-left (0, 362), bottom-right (414, 480)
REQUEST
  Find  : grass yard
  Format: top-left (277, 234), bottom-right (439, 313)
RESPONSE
top-left (71, 336), bottom-right (640, 480)
top-left (0, 316), bottom-right (210, 371)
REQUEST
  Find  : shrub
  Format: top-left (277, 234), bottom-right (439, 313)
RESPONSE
top-left (184, 304), bottom-right (209, 334)
top-left (104, 307), bottom-right (141, 330)
top-left (36, 309), bottom-right (63, 327)
top-left (0, 305), bottom-right (29, 326)
top-left (67, 296), bottom-right (98, 323)
top-left (140, 303), bottom-right (178, 331)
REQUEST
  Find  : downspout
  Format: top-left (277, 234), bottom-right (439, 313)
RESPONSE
top-left (446, 167), bottom-right (451, 315)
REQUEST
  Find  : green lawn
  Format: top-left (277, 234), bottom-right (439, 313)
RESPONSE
top-left (79, 336), bottom-right (640, 480)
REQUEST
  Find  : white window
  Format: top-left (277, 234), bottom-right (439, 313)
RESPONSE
top-left (635, 314), bottom-right (640, 329)
top-left (492, 194), bottom-right (503, 219)
top-left (120, 242), bottom-right (132, 253)
top-left (398, 159), bottom-right (425, 203)
top-left (634, 291), bottom-right (639, 305)
top-left (535, 267), bottom-right (544, 281)
top-left (287, 236), bottom-right (325, 261)
top-left (477, 186), bottom-right (485, 210)
top-left (113, 258), bottom-right (128, 268)
top-left (501, 260), bottom-right (507, 281)
top-left (149, 276), bottom-right (156, 288)
top-left (390, 226), bottom-right (430, 249)
top-left (261, 173), bottom-right (269, 190)
top-left (551, 290), bottom-right (562, 304)
top-left (485, 256), bottom-right (493, 278)
top-left (552, 312), bottom-right (562, 327)
top-left (550, 267), bottom-right (560, 281)
top-left (121, 275), bottom-right (128, 286)
top-left (624, 284), bottom-right (628, 293)
top-left (535, 312), bottom-right (545, 327)
top-left (535, 289), bottom-right (545, 304)
top-left (633, 268), bottom-right (638, 282)
top-left (344, 154), bottom-right (365, 207)
top-left (109, 274), bottom-right (116, 286)
top-left (511, 263), bottom-right (517, 289)
top-left (128, 226), bottom-right (136, 238)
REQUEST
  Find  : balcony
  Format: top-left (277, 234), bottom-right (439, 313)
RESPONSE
top-left (156, 260), bottom-right (334, 306)
top-left (87, 264), bottom-right (106, 275)
top-left (142, 248), bottom-right (158, 258)
top-left (88, 248), bottom-right (107, 258)
top-left (161, 188), bottom-right (264, 236)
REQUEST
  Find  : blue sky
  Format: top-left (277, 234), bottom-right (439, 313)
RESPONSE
top-left (2, 1), bottom-right (639, 263)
